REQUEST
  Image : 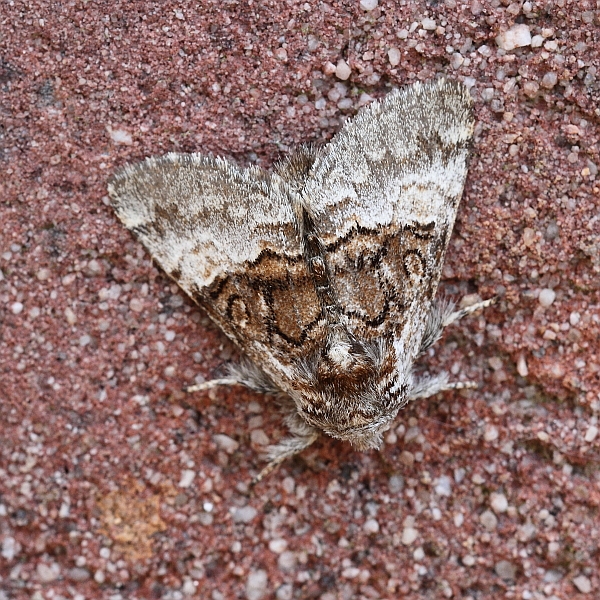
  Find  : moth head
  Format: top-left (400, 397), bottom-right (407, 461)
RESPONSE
top-left (293, 330), bottom-right (408, 450)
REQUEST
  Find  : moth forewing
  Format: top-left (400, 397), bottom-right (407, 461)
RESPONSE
top-left (109, 78), bottom-right (491, 482)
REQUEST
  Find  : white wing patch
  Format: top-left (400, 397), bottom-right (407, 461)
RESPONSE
top-left (109, 153), bottom-right (301, 289)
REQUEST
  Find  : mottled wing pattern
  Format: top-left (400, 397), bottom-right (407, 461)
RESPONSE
top-left (109, 80), bottom-right (473, 398)
top-left (108, 154), bottom-right (325, 388)
top-left (304, 79), bottom-right (474, 365)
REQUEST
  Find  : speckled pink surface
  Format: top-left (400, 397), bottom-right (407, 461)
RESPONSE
top-left (1, 1), bottom-right (599, 599)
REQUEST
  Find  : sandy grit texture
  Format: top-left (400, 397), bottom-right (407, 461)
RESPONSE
top-left (1, 0), bottom-right (599, 599)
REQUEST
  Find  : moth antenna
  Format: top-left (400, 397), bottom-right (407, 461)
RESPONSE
top-left (252, 432), bottom-right (319, 485)
top-left (186, 378), bottom-right (240, 393)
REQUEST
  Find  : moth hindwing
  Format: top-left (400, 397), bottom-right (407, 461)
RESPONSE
top-left (109, 78), bottom-right (492, 482)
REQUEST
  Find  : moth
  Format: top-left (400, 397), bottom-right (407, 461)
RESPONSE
top-left (109, 78), bottom-right (493, 482)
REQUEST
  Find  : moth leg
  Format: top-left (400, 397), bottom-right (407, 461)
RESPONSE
top-left (442, 297), bottom-right (497, 328)
top-left (186, 360), bottom-right (282, 395)
top-left (408, 372), bottom-right (476, 401)
top-left (419, 296), bottom-right (496, 354)
top-left (253, 411), bottom-right (319, 484)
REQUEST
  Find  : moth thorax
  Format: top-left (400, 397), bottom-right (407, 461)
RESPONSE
top-left (327, 340), bottom-right (353, 370)
top-left (311, 256), bottom-right (326, 278)
top-left (317, 326), bottom-right (376, 392)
